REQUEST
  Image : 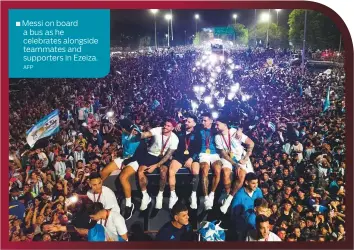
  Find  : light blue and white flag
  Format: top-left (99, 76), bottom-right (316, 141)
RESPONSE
top-left (323, 86), bottom-right (331, 112)
top-left (268, 122), bottom-right (276, 132)
top-left (26, 109), bottom-right (60, 148)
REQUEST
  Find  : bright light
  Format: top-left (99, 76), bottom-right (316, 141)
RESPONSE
top-left (227, 70), bottom-right (232, 75)
top-left (204, 96), bottom-right (212, 104)
top-left (207, 83), bottom-right (212, 88)
top-left (209, 77), bottom-right (215, 83)
top-left (211, 72), bottom-right (217, 78)
top-left (191, 101), bottom-right (199, 110)
top-left (107, 111), bottom-right (114, 117)
top-left (231, 83), bottom-right (240, 92)
top-left (196, 61), bottom-right (201, 66)
top-left (69, 195), bottom-right (78, 203)
top-left (209, 54), bottom-right (217, 64)
top-left (195, 14), bottom-right (200, 19)
top-left (192, 67), bottom-right (196, 72)
top-left (230, 64), bottom-right (235, 69)
top-left (235, 65), bottom-right (241, 69)
top-left (150, 9), bottom-right (159, 14)
top-left (165, 14), bottom-right (172, 20)
top-left (202, 63), bottom-right (206, 68)
top-left (214, 91), bottom-right (220, 97)
top-left (202, 55), bottom-right (207, 60)
top-left (218, 98), bottom-right (225, 107)
top-left (227, 58), bottom-right (233, 64)
top-left (260, 12), bottom-right (270, 23)
top-left (209, 104), bottom-right (214, 109)
top-left (219, 56), bottom-right (225, 62)
top-left (200, 86), bottom-right (206, 93)
top-left (212, 112), bottom-right (219, 119)
top-left (228, 93), bottom-right (235, 100)
top-left (208, 65), bottom-right (212, 70)
top-left (193, 86), bottom-right (200, 92)
top-left (275, 9), bottom-right (281, 13)
top-left (233, 14), bottom-right (238, 19)
top-left (229, 74), bottom-right (233, 79)
top-left (242, 95), bottom-right (251, 101)
top-left (216, 66), bottom-right (222, 73)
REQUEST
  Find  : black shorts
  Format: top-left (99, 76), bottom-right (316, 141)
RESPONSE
top-left (137, 152), bottom-right (160, 166)
top-left (172, 153), bottom-right (199, 166)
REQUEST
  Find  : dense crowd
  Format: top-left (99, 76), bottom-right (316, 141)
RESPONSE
top-left (8, 45), bottom-right (346, 242)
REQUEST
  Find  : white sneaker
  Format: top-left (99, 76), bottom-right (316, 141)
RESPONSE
top-left (220, 195), bottom-right (233, 214)
top-left (204, 195), bottom-right (214, 210)
top-left (155, 194), bottom-right (163, 209)
top-left (190, 193), bottom-right (198, 210)
top-left (169, 195), bottom-right (179, 209)
top-left (140, 195), bottom-right (151, 211)
top-left (218, 191), bottom-right (228, 205)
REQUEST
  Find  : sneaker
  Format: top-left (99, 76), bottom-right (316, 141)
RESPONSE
top-left (155, 194), bottom-right (163, 210)
top-left (218, 191), bottom-right (228, 205)
top-left (204, 196), bottom-right (214, 211)
top-left (140, 195), bottom-right (151, 211)
top-left (169, 195), bottom-right (179, 209)
top-left (220, 196), bottom-right (233, 214)
top-left (124, 203), bottom-right (134, 220)
top-left (190, 193), bottom-right (198, 210)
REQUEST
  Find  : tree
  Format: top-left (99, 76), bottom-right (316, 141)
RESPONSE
top-left (249, 23), bottom-right (288, 48)
top-left (288, 10), bottom-right (341, 50)
top-left (193, 32), bottom-right (201, 46)
top-left (232, 23), bottom-right (249, 45)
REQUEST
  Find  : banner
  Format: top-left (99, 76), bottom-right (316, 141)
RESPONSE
top-left (26, 109), bottom-right (60, 148)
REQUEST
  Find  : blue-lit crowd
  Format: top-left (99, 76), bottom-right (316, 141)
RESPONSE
top-left (8, 46), bottom-right (346, 242)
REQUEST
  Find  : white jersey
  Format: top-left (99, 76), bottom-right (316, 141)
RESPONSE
top-left (148, 127), bottom-right (179, 157)
top-left (246, 230), bottom-right (282, 242)
top-left (97, 210), bottom-right (128, 240)
top-left (87, 186), bottom-right (120, 213)
top-left (215, 128), bottom-right (248, 159)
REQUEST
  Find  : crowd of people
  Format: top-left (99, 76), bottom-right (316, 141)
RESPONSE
top-left (8, 44), bottom-right (346, 242)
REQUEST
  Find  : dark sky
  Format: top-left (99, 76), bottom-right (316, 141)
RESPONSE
top-left (110, 9), bottom-right (293, 45)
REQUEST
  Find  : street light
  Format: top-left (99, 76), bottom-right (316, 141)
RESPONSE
top-left (233, 14), bottom-right (238, 26)
top-left (195, 14), bottom-right (199, 36)
top-left (260, 10), bottom-right (271, 47)
top-left (165, 14), bottom-right (172, 47)
top-left (275, 9), bottom-right (281, 26)
top-left (150, 9), bottom-right (159, 49)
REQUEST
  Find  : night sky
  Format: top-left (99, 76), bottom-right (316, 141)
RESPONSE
top-left (110, 9), bottom-right (293, 46)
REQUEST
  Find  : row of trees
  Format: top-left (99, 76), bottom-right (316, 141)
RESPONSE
top-left (194, 10), bottom-right (342, 50)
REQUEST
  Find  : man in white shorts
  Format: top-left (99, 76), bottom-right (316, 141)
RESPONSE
top-left (198, 113), bottom-right (223, 211)
top-left (120, 119), bottom-right (179, 217)
top-left (215, 117), bottom-right (255, 214)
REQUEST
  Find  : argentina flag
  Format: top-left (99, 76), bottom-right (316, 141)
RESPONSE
top-left (26, 109), bottom-right (60, 148)
top-left (323, 86), bottom-right (331, 112)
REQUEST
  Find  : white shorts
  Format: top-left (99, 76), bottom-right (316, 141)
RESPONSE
top-left (199, 153), bottom-right (221, 165)
top-left (113, 157), bottom-right (139, 174)
top-left (220, 158), bottom-right (254, 173)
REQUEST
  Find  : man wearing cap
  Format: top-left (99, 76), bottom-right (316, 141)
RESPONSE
top-left (168, 114), bottom-right (201, 210)
top-left (119, 119), bottom-right (179, 217)
top-left (199, 113), bottom-right (223, 211)
top-left (215, 116), bottom-right (255, 214)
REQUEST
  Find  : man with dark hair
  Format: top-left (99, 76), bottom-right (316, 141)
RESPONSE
top-left (231, 172), bottom-right (263, 240)
top-left (215, 116), bottom-right (255, 214)
top-left (76, 172), bottom-right (120, 213)
top-left (155, 202), bottom-right (194, 241)
top-left (246, 215), bottom-right (282, 241)
top-left (168, 114), bottom-right (202, 209)
top-left (87, 202), bottom-right (128, 241)
top-left (199, 113), bottom-right (223, 211)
